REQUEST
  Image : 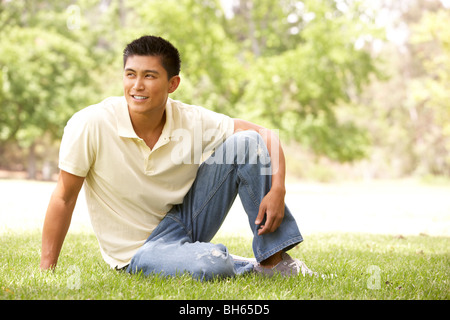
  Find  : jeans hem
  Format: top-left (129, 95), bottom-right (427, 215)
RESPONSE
top-left (255, 235), bottom-right (304, 263)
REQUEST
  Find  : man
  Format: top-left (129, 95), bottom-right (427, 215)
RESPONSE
top-left (40, 35), bottom-right (311, 280)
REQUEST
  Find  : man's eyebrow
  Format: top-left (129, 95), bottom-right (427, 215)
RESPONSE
top-left (124, 68), bottom-right (159, 74)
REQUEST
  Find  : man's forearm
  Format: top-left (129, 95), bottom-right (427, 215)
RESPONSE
top-left (253, 128), bottom-right (287, 235)
top-left (261, 128), bottom-right (286, 193)
top-left (40, 195), bottom-right (74, 270)
top-left (233, 119), bottom-right (287, 193)
top-left (41, 170), bottom-right (84, 270)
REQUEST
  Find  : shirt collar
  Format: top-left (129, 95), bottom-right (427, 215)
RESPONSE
top-left (116, 97), bottom-right (138, 138)
top-left (116, 96), bottom-right (174, 143)
top-left (160, 98), bottom-right (173, 140)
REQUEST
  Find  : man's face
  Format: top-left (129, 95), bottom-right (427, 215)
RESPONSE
top-left (123, 55), bottom-right (179, 116)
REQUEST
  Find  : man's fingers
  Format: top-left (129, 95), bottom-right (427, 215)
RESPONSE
top-left (257, 209), bottom-right (284, 235)
top-left (255, 204), bottom-right (266, 225)
top-left (257, 210), bottom-right (274, 235)
top-left (256, 193), bottom-right (285, 235)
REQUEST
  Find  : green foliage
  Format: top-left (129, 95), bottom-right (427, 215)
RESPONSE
top-left (0, 27), bottom-right (98, 146)
top-left (408, 9), bottom-right (450, 175)
top-left (232, 0), bottom-right (380, 161)
top-left (0, 0), bottom-right (392, 174)
top-left (350, 1), bottom-right (450, 178)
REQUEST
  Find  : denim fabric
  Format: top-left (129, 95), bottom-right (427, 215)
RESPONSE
top-left (127, 131), bottom-right (303, 281)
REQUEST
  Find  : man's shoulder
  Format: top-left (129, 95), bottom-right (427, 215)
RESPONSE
top-left (168, 98), bottom-right (199, 112)
top-left (79, 96), bottom-right (124, 114)
top-left (70, 96), bottom-right (124, 124)
top-left (168, 98), bottom-right (224, 119)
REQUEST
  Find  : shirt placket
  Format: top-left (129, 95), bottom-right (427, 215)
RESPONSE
top-left (137, 136), bottom-right (171, 176)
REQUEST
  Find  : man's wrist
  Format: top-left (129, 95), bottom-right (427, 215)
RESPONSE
top-left (270, 183), bottom-right (286, 196)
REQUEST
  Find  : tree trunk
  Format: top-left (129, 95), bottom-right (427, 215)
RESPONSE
top-left (27, 142), bottom-right (37, 180)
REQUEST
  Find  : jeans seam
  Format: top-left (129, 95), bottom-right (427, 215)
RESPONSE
top-left (190, 165), bottom-right (236, 229)
top-left (168, 213), bottom-right (191, 236)
top-left (144, 212), bottom-right (190, 244)
top-left (237, 168), bottom-right (260, 210)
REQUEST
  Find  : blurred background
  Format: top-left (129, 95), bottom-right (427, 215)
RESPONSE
top-left (1, 0), bottom-right (449, 182)
top-left (0, 0), bottom-right (449, 237)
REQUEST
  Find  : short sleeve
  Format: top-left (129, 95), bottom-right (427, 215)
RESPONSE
top-left (58, 109), bottom-right (96, 177)
top-left (198, 107), bottom-right (235, 153)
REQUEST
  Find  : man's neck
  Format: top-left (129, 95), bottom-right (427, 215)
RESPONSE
top-left (128, 107), bottom-right (166, 150)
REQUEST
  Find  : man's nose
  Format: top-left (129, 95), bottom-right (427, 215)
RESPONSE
top-left (133, 77), bottom-right (144, 90)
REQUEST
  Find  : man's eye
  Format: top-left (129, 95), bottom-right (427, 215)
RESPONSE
top-left (145, 74), bottom-right (155, 79)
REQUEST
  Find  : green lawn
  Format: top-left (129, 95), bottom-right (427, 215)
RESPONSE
top-left (1, 230), bottom-right (448, 300)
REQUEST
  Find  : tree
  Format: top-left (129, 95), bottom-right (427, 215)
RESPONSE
top-left (352, 0), bottom-right (450, 178)
top-left (0, 26), bottom-right (98, 178)
top-left (228, 0), bottom-right (382, 162)
top-left (0, 0), bottom-right (122, 178)
top-left (408, 9), bottom-right (450, 175)
top-left (0, 0), bottom-right (384, 178)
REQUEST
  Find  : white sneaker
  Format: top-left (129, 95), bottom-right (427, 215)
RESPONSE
top-left (254, 252), bottom-right (317, 277)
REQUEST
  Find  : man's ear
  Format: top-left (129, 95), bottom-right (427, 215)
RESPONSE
top-left (168, 75), bottom-right (181, 93)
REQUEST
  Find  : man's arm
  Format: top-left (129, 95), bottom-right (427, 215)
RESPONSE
top-left (40, 170), bottom-right (85, 270)
top-left (233, 119), bottom-right (286, 236)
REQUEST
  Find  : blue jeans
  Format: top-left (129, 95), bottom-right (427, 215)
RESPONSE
top-left (126, 131), bottom-right (303, 281)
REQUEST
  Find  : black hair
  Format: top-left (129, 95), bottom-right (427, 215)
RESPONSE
top-left (123, 35), bottom-right (181, 79)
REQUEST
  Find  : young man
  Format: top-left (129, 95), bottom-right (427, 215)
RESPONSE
top-left (40, 35), bottom-right (311, 280)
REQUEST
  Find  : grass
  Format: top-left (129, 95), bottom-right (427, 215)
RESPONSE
top-left (0, 230), bottom-right (449, 300)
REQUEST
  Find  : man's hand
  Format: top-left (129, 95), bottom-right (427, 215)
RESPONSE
top-left (254, 187), bottom-right (286, 235)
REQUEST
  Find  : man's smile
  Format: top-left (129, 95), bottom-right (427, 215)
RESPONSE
top-left (131, 95), bottom-right (149, 100)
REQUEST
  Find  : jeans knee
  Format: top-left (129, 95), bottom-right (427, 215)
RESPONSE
top-left (232, 129), bottom-right (263, 144)
top-left (194, 243), bottom-right (235, 281)
top-left (128, 241), bottom-right (236, 281)
top-left (227, 131), bottom-right (270, 165)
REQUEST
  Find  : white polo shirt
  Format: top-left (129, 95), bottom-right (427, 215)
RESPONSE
top-left (59, 96), bottom-right (234, 268)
